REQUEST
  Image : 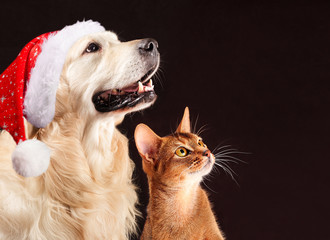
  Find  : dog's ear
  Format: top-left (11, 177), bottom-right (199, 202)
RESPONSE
top-left (134, 124), bottom-right (161, 174)
top-left (176, 107), bottom-right (191, 133)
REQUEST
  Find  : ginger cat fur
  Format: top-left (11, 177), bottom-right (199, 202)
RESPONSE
top-left (135, 107), bottom-right (225, 240)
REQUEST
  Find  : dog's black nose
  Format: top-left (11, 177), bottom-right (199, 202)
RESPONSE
top-left (138, 38), bottom-right (158, 56)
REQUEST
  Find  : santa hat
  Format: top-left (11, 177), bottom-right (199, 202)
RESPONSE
top-left (0, 20), bottom-right (105, 177)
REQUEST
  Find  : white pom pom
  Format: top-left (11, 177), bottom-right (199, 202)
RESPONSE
top-left (12, 139), bottom-right (50, 177)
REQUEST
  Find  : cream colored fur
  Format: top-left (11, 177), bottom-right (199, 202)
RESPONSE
top-left (0, 31), bottom-right (157, 239)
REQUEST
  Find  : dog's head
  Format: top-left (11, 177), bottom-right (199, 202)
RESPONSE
top-left (58, 31), bottom-right (160, 121)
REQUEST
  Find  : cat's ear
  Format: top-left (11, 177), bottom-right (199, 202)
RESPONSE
top-left (176, 107), bottom-right (191, 133)
top-left (134, 123), bottom-right (161, 165)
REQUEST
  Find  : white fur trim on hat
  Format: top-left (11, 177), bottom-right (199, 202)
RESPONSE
top-left (23, 20), bottom-right (105, 128)
top-left (12, 139), bottom-right (50, 177)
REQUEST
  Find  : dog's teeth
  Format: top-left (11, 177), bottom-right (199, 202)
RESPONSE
top-left (111, 89), bottom-right (118, 95)
top-left (138, 81), bottom-right (144, 93)
top-left (147, 79), bottom-right (153, 87)
top-left (144, 85), bottom-right (154, 92)
top-left (100, 92), bottom-right (110, 99)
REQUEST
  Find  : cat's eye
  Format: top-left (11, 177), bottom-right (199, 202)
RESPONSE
top-left (198, 139), bottom-right (206, 147)
top-left (175, 147), bottom-right (189, 157)
top-left (85, 42), bottom-right (100, 53)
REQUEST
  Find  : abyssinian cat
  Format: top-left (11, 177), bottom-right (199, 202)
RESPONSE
top-left (135, 107), bottom-right (225, 240)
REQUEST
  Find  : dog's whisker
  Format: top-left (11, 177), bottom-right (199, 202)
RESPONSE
top-left (153, 69), bottom-right (165, 89)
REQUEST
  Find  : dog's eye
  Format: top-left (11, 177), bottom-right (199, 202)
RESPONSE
top-left (85, 43), bottom-right (100, 53)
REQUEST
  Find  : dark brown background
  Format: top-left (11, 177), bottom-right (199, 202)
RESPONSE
top-left (1, 1), bottom-right (329, 239)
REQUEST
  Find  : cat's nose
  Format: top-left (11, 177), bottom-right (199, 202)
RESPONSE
top-left (203, 150), bottom-right (211, 158)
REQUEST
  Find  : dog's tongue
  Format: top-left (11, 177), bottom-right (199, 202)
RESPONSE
top-left (122, 81), bottom-right (154, 93)
top-left (100, 81), bottom-right (154, 99)
top-left (121, 83), bottom-right (139, 93)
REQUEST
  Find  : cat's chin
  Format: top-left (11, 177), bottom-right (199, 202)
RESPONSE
top-left (201, 159), bottom-right (214, 175)
top-left (190, 158), bottom-right (214, 177)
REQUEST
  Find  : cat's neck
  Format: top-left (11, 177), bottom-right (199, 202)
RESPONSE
top-left (148, 177), bottom-right (204, 224)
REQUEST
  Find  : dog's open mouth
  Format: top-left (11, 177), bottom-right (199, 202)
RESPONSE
top-left (92, 70), bottom-right (157, 112)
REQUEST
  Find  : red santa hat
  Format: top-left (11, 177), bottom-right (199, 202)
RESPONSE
top-left (0, 20), bottom-right (105, 177)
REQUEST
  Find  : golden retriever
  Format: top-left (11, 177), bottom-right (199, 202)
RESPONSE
top-left (0, 28), bottom-right (159, 239)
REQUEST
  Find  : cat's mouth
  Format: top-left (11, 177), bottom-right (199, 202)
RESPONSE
top-left (190, 157), bottom-right (214, 176)
top-left (201, 158), bottom-right (214, 172)
top-left (203, 158), bottom-right (213, 169)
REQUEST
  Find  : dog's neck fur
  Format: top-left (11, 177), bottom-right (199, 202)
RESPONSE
top-left (52, 77), bottom-right (129, 180)
top-left (81, 116), bottom-right (117, 177)
top-left (31, 110), bottom-right (138, 239)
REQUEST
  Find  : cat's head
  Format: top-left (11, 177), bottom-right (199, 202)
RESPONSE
top-left (134, 107), bottom-right (214, 186)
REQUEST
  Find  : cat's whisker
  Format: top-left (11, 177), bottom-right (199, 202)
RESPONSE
top-left (215, 155), bottom-right (246, 164)
top-left (212, 144), bottom-right (233, 153)
top-left (217, 150), bottom-right (249, 155)
top-left (214, 145), bottom-right (250, 154)
top-left (214, 161), bottom-right (240, 186)
top-left (214, 149), bottom-right (240, 155)
top-left (192, 114), bottom-right (200, 134)
top-left (201, 178), bottom-right (217, 194)
top-left (208, 162), bottom-right (221, 176)
top-left (218, 161), bottom-right (238, 176)
top-left (215, 153), bottom-right (241, 158)
top-left (206, 165), bottom-right (220, 181)
top-left (211, 143), bottom-right (248, 186)
top-left (214, 151), bottom-right (249, 160)
top-left (196, 124), bottom-right (209, 136)
top-left (216, 158), bottom-right (240, 165)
